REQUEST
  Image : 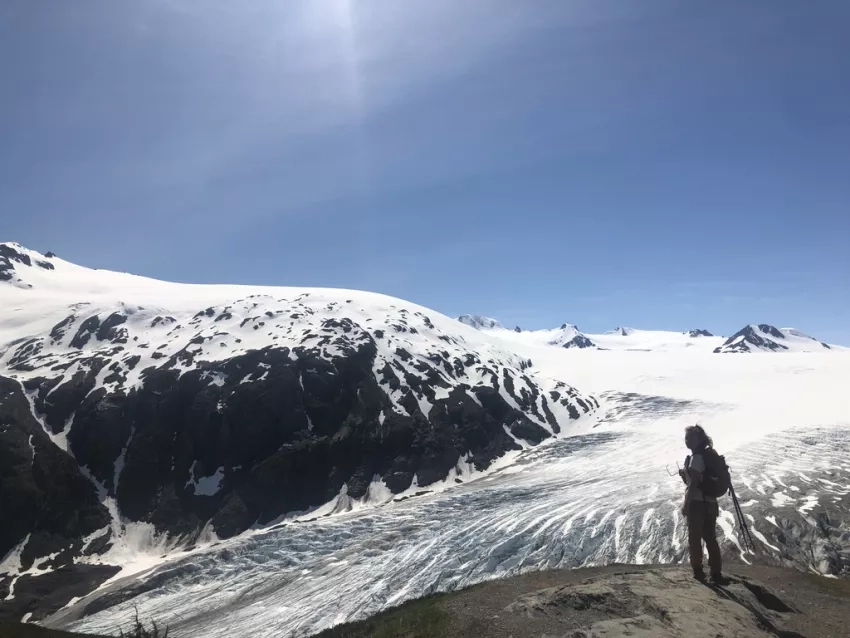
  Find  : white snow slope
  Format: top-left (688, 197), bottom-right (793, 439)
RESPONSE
top-left (1, 244), bottom-right (848, 637)
top-left (0, 244), bottom-right (579, 426)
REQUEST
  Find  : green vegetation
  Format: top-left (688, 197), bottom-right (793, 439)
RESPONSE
top-left (118, 609), bottom-right (168, 638)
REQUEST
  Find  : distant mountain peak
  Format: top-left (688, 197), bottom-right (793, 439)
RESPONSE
top-left (546, 323), bottom-right (596, 349)
top-left (715, 324), bottom-right (832, 353)
top-left (456, 314), bottom-right (503, 330)
top-left (563, 334), bottom-right (596, 349)
top-left (688, 329), bottom-right (714, 338)
top-left (608, 326), bottom-right (635, 337)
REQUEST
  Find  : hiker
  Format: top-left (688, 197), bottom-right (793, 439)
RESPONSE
top-left (679, 424), bottom-right (724, 583)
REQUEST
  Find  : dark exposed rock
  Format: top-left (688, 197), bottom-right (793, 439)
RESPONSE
top-left (758, 324), bottom-right (785, 339)
top-left (0, 244), bottom-right (37, 281)
top-left (8, 339), bottom-right (43, 369)
top-left (715, 325), bottom-right (788, 353)
top-left (563, 335), bottom-right (595, 349)
top-left (688, 329), bottom-right (714, 338)
top-left (34, 358), bottom-right (108, 433)
top-left (0, 244), bottom-right (32, 266)
top-left (0, 564), bottom-right (119, 623)
top-left (0, 376), bottom-right (111, 566)
top-left (150, 316), bottom-right (176, 328)
top-left (49, 315), bottom-right (77, 343)
top-left (70, 316), bottom-right (101, 349)
top-left (96, 312), bottom-right (128, 343)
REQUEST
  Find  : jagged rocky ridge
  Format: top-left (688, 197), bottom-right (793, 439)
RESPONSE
top-left (715, 324), bottom-right (832, 353)
top-left (0, 243), bottom-right (55, 286)
top-left (0, 243), bottom-right (598, 577)
top-left (688, 329), bottom-right (714, 337)
top-left (549, 324), bottom-right (597, 349)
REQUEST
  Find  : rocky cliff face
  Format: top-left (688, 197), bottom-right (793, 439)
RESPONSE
top-left (0, 377), bottom-right (111, 573)
top-left (0, 244), bottom-right (598, 579)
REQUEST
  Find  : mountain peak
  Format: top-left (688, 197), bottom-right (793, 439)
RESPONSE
top-left (715, 324), bottom-right (832, 353)
top-left (688, 329), bottom-right (714, 338)
top-left (457, 315), bottom-right (504, 330)
top-left (0, 242), bottom-right (56, 286)
top-left (545, 323), bottom-right (596, 349)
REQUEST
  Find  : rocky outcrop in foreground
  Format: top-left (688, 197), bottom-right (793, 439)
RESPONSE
top-left (317, 564), bottom-right (850, 638)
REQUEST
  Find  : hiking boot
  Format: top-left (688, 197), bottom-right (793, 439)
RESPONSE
top-left (693, 570), bottom-right (706, 582)
top-left (710, 573), bottom-right (728, 586)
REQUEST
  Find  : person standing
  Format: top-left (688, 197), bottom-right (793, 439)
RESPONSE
top-left (679, 425), bottom-right (724, 583)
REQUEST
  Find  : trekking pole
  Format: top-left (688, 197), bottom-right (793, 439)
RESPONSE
top-left (729, 483), bottom-right (755, 554)
top-left (730, 486), bottom-right (746, 548)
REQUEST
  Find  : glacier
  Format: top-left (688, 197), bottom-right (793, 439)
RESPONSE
top-left (57, 348), bottom-right (850, 637)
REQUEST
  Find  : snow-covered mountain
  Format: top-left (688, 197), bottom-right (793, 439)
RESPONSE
top-left (714, 324), bottom-right (833, 353)
top-left (2, 245), bottom-right (848, 635)
top-left (458, 320), bottom-right (713, 352)
top-left (687, 329), bottom-right (714, 338)
top-left (0, 243), bottom-right (598, 608)
top-left (512, 323), bottom-right (598, 349)
top-left (457, 316), bottom-right (839, 354)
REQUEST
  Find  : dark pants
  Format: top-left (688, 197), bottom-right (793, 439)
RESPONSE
top-left (687, 500), bottom-right (722, 576)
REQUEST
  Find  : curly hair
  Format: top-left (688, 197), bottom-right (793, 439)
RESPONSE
top-left (685, 424), bottom-right (713, 450)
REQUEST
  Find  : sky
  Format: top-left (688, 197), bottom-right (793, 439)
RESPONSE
top-left (2, 0), bottom-right (849, 343)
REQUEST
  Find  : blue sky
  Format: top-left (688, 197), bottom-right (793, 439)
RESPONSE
top-left (2, 0), bottom-right (849, 343)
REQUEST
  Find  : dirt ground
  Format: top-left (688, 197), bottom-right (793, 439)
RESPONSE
top-left (320, 563), bottom-right (850, 638)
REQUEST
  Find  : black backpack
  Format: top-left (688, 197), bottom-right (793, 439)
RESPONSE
top-left (700, 448), bottom-right (731, 498)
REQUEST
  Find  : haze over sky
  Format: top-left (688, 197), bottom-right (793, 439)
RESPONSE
top-left (2, 0), bottom-right (849, 343)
